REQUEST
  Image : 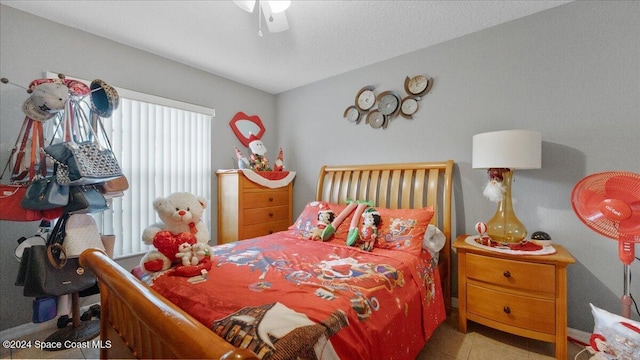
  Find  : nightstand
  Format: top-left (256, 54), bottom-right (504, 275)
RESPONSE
top-left (217, 170), bottom-right (293, 244)
top-left (453, 235), bottom-right (575, 360)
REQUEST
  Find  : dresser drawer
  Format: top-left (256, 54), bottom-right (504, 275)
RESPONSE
top-left (240, 219), bottom-right (291, 239)
top-left (466, 253), bottom-right (555, 295)
top-left (467, 283), bottom-right (556, 334)
top-left (243, 190), bottom-right (289, 208)
top-left (243, 205), bottom-right (290, 225)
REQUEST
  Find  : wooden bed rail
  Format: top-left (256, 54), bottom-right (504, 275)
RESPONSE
top-left (79, 248), bottom-right (258, 359)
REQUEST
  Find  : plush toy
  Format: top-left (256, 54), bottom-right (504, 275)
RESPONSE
top-left (308, 210), bottom-right (335, 241)
top-left (234, 147), bottom-right (250, 169)
top-left (273, 147), bottom-right (285, 171)
top-left (140, 192), bottom-right (210, 273)
top-left (191, 242), bottom-right (214, 264)
top-left (248, 133), bottom-right (272, 171)
top-left (175, 242), bottom-right (194, 266)
top-left (358, 208), bottom-right (382, 252)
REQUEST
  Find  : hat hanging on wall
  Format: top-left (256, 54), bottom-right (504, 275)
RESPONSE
top-left (22, 82), bottom-right (69, 122)
top-left (90, 79), bottom-right (119, 118)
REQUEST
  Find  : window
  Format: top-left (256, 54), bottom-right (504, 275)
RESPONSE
top-left (46, 73), bottom-right (214, 258)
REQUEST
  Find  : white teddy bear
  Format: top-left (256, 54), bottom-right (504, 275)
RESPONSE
top-left (191, 242), bottom-right (214, 265)
top-left (175, 243), bottom-right (194, 266)
top-left (140, 192), bottom-right (211, 273)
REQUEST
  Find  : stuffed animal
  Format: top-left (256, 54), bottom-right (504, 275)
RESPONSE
top-left (247, 133), bottom-right (271, 171)
top-left (140, 192), bottom-right (210, 272)
top-left (234, 146), bottom-right (250, 169)
top-left (359, 208), bottom-right (381, 252)
top-left (308, 209), bottom-right (335, 241)
top-left (191, 242), bottom-right (214, 265)
top-left (273, 147), bottom-right (285, 171)
top-left (175, 242), bottom-right (194, 266)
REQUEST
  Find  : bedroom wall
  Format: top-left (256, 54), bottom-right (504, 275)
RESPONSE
top-left (0, 5), bottom-right (277, 331)
top-left (276, 0), bottom-right (639, 333)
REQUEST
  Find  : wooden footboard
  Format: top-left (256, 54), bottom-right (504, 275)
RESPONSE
top-left (79, 248), bottom-right (258, 359)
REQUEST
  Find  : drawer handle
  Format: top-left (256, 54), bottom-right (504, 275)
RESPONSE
top-left (503, 306), bottom-right (511, 314)
top-left (268, 230), bottom-right (274, 234)
top-left (268, 212), bottom-right (274, 217)
top-left (268, 197), bottom-right (274, 202)
top-left (503, 271), bottom-right (511, 278)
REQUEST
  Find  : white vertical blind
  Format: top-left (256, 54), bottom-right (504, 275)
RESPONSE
top-left (45, 72), bottom-right (214, 258)
top-left (101, 98), bottom-right (213, 258)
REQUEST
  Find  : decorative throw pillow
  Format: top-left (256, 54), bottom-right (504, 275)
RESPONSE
top-left (589, 303), bottom-right (640, 359)
top-left (374, 206), bottom-right (435, 254)
top-left (324, 205), bottom-right (435, 256)
top-left (288, 201), bottom-right (352, 239)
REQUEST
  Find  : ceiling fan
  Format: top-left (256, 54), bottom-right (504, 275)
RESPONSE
top-left (234, 0), bottom-right (291, 37)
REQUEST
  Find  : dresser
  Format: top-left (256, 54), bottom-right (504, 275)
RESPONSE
top-left (216, 170), bottom-right (293, 244)
top-left (453, 235), bottom-right (575, 360)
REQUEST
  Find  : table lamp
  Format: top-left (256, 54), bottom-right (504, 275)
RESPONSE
top-left (472, 130), bottom-right (542, 243)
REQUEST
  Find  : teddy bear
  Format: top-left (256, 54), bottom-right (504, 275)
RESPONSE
top-left (175, 242), bottom-right (194, 266)
top-left (191, 242), bottom-right (214, 265)
top-left (140, 192), bottom-right (210, 273)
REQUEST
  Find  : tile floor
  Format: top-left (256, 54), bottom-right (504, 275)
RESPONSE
top-left (2, 310), bottom-right (588, 359)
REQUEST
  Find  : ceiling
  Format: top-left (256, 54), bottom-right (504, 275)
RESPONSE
top-left (1, 0), bottom-right (571, 94)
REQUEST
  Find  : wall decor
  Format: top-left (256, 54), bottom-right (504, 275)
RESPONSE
top-left (229, 112), bottom-right (266, 147)
top-left (343, 75), bottom-right (433, 129)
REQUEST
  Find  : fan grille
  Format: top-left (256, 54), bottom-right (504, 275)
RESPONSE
top-left (571, 171), bottom-right (640, 241)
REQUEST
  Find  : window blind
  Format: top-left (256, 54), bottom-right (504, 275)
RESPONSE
top-left (45, 72), bottom-right (214, 259)
top-left (102, 98), bottom-right (213, 258)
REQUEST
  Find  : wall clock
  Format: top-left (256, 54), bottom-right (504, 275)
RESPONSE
top-left (376, 91), bottom-right (401, 117)
top-left (355, 85), bottom-right (376, 113)
top-left (343, 105), bottom-right (361, 123)
top-left (366, 109), bottom-right (386, 129)
top-left (404, 75), bottom-right (433, 97)
top-left (400, 96), bottom-right (420, 119)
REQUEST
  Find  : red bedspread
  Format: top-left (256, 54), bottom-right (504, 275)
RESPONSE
top-left (137, 231), bottom-right (445, 359)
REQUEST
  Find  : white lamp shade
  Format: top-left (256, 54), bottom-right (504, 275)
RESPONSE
top-left (472, 130), bottom-right (542, 169)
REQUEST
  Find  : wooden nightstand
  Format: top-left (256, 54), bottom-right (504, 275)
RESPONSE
top-left (217, 170), bottom-right (293, 244)
top-left (453, 235), bottom-right (575, 360)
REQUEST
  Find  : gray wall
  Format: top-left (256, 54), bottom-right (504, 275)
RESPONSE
top-left (0, 5), bottom-right (276, 330)
top-left (277, 0), bottom-right (639, 333)
top-left (1, 1), bottom-right (639, 333)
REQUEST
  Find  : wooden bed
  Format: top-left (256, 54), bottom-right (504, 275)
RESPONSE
top-left (80, 160), bottom-right (454, 359)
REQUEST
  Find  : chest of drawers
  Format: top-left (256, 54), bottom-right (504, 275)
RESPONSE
top-left (453, 235), bottom-right (575, 360)
top-left (217, 170), bottom-right (293, 244)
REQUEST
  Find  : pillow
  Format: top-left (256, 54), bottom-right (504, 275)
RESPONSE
top-left (374, 206), bottom-right (435, 254)
top-left (589, 303), bottom-right (640, 359)
top-left (288, 201), bottom-right (353, 239)
top-left (323, 205), bottom-right (435, 255)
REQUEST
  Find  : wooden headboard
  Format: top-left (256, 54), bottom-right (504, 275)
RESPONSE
top-left (316, 161), bottom-right (454, 313)
top-left (80, 161), bottom-right (454, 359)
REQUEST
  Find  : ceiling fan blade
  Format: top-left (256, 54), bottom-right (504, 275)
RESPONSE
top-left (262, 1), bottom-right (289, 33)
top-left (234, 0), bottom-right (257, 13)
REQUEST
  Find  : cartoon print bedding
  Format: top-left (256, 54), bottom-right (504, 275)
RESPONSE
top-left (136, 231), bottom-right (445, 360)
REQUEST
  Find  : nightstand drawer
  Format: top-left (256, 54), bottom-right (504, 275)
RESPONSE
top-left (240, 219), bottom-right (291, 239)
top-left (467, 283), bottom-right (556, 334)
top-left (466, 253), bottom-right (555, 295)
top-left (243, 190), bottom-right (289, 208)
top-left (243, 205), bottom-right (290, 225)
